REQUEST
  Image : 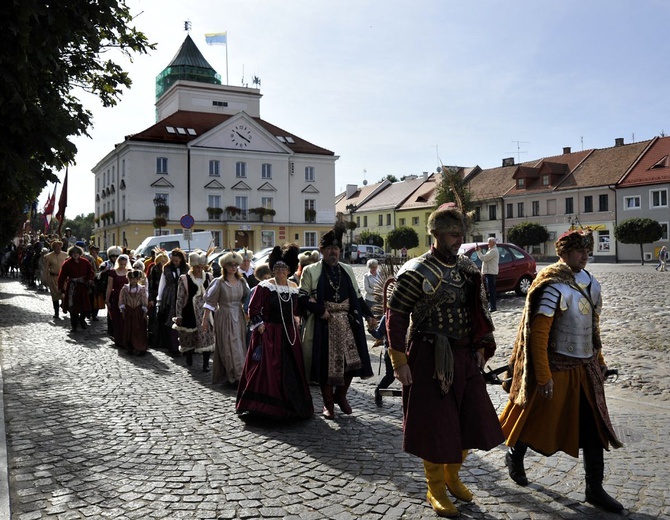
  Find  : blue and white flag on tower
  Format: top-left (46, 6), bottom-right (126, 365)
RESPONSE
top-left (205, 32), bottom-right (227, 45)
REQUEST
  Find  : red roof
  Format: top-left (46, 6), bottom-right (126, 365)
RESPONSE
top-left (618, 136), bottom-right (670, 187)
top-left (127, 111), bottom-right (334, 156)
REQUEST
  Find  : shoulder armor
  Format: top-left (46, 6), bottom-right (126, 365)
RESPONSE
top-left (534, 284), bottom-right (563, 317)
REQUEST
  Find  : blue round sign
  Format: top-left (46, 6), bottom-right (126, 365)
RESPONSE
top-left (180, 214), bottom-right (195, 229)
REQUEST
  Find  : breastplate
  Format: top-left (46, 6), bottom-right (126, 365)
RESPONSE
top-left (548, 283), bottom-right (594, 358)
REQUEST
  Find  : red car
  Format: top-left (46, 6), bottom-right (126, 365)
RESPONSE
top-left (458, 242), bottom-right (537, 296)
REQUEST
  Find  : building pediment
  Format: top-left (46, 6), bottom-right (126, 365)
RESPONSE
top-left (231, 180), bottom-right (252, 190)
top-left (189, 112), bottom-right (292, 153)
top-left (301, 184), bottom-right (320, 193)
top-left (258, 182), bottom-right (277, 191)
top-left (204, 179), bottom-right (225, 189)
top-left (150, 177), bottom-right (175, 188)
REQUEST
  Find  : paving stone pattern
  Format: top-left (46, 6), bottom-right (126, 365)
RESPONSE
top-left (0, 262), bottom-right (668, 519)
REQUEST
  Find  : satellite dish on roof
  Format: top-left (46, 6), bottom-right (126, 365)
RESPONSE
top-left (363, 180), bottom-right (368, 185)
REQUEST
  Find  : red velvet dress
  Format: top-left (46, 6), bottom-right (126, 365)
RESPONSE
top-left (58, 257), bottom-right (94, 314)
top-left (236, 280), bottom-right (313, 419)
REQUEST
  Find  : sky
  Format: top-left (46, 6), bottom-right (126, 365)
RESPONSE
top-left (41, 0), bottom-right (670, 218)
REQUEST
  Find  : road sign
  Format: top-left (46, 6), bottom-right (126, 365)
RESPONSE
top-left (180, 214), bottom-right (195, 229)
top-left (182, 229), bottom-right (193, 241)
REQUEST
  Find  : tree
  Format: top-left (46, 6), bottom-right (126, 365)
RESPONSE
top-left (507, 221), bottom-right (549, 248)
top-left (0, 1), bottom-right (154, 245)
top-left (434, 166), bottom-right (474, 214)
top-left (359, 231), bottom-right (384, 247)
top-left (386, 226), bottom-right (419, 252)
top-left (615, 218), bottom-right (663, 265)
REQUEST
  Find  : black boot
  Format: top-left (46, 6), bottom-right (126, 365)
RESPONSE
top-left (53, 300), bottom-right (60, 319)
top-left (505, 442), bottom-right (529, 486)
top-left (583, 444), bottom-right (623, 513)
top-left (78, 314), bottom-right (87, 330)
top-left (70, 317), bottom-right (78, 332)
top-left (334, 376), bottom-right (353, 414)
top-left (185, 351), bottom-right (193, 366)
top-left (374, 388), bottom-right (383, 407)
top-left (202, 352), bottom-right (210, 372)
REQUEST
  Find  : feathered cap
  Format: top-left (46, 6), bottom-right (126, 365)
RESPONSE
top-left (189, 250), bottom-right (208, 266)
top-left (320, 222), bottom-right (345, 248)
top-left (299, 250), bottom-right (320, 266)
top-left (154, 250), bottom-right (169, 265)
top-left (107, 246), bottom-right (122, 257)
top-left (219, 250), bottom-right (243, 267)
top-left (555, 229), bottom-right (594, 256)
top-left (268, 244), bottom-right (300, 275)
top-left (240, 248), bottom-right (254, 260)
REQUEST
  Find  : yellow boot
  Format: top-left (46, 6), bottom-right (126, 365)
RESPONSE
top-left (423, 460), bottom-right (459, 517)
top-left (445, 450), bottom-right (473, 502)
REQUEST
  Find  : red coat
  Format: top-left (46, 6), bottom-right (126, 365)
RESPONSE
top-left (58, 257), bottom-right (94, 313)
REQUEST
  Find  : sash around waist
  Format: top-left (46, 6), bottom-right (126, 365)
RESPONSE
top-left (414, 325), bottom-right (471, 348)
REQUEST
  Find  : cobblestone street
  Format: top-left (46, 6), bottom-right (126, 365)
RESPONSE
top-left (1, 262), bottom-right (668, 519)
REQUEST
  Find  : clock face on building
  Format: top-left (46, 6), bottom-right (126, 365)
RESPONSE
top-left (230, 124), bottom-right (252, 148)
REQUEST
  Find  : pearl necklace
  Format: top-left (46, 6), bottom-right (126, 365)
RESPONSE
top-left (276, 282), bottom-right (297, 346)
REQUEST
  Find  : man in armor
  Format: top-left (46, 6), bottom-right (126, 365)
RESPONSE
top-left (299, 226), bottom-right (376, 420)
top-left (386, 205), bottom-right (503, 518)
top-left (499, 229), bottom-right (623, 513)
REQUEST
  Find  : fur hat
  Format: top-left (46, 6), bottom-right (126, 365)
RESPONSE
top-left (219, 250), bottom-right (243, 267)
top-left (299, 250), bottom-right (320, 266)
top-left (240, 248), bottom-right (254, 260)
top-left (189, 250), bottom-right (208, 266)
top-left (555, 229), bottom-right (594, 256)
top-left (155, 251), bottom-right (169, 266)
top-left (132, 259), bottom-right (145, 271)
top-left (268, 244), bottom-right (300, 275)
top-left (67, 245), bottom-right (84, 257)
top-left (320, 225), bottom-right (345, 248)
top-left (107, 246), bottom-right (122, 257)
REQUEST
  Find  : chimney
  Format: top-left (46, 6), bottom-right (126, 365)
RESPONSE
top-left (563, 147), bottom-right (571, 154)
top-left (502, 157), bottom-right (515, 167)
top-left (423, 171), bottom-right (429, 180)
top-left (615, 137), bottom-right (624, 147)
top-left (345, 184), bottom-right (357, 198)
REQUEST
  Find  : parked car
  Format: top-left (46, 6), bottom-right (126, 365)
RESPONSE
top-left (347, 244), bottom-right (386, 264)
top-left (458, 242), bottom-right (537, 296)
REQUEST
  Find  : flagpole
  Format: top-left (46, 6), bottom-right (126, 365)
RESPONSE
top-left (225, 36), bottom-right (229, 85)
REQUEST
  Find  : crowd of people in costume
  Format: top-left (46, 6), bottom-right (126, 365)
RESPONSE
top-left (5, 209), bottom-right (627, 517)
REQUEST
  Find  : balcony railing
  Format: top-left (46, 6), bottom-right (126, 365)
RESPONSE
top-left (225, 210), bottom-right (273, 222)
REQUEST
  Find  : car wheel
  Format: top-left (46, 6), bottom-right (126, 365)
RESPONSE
top-left (515, 275), bottom-right (533, 296)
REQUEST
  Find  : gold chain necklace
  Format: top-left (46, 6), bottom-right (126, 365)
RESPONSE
top-left (325, 264), bottom-right (343, 303)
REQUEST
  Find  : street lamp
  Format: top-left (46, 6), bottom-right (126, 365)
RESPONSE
top-left (345, 203), bottom-right (357, 246)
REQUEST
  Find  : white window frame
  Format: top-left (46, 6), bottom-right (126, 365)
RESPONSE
top-left (208, 195), bottom-right (221, 208)
top-left (305, 166), bottom-right (315, 182)
top-left (261, 197), bottom-right (273, 209)
top-left (236, 161), bottom-right (247, 178)
top-left (304, 231), bottom-right (317, 248)
top-left (650, 188), bottom-right (668, 209)
top-left (235, 196), bottom-right (248, 210)
top-left (305, 199), bottom-right (316, 210)
top-left (156, 157), bottom-right (168, 174)
top-left (209, 160), bottom-right (220, 177)
top-left (624, 195), bottom-right (641, 210)
top-left (261, 163), bottom-right (272, 179)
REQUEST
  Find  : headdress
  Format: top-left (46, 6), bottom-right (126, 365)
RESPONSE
top-left (107, 246), bottom-right (122, 257)
top-left (128, 270), bottom-right (143, 280)
top-left (240, 248), bottom-right (254, 261)
top-left (299, 250), bottom-right (320, 266)
top-left (219, 251), bottom-right (243, 267)
top-left (67, 245), bottom-right (83, 257)
top-left (132, 259), bottom-right (145, 271)
top-left (155, 251), bottom-right (169, 265)
top-left (426, 205), bottom-right (467, 236)
top-left (320, 224), bottom-right (345, 248)
top-left (555, 229), bottom-right (594, 256)
top-left (268, 244), bottom-right (300, 275)
top-left (189, 250), bottom-right (208, 267)
top-left (88, 243), bottom-right (100, 251)
top-left (50, 239), bottom-right (63, 248)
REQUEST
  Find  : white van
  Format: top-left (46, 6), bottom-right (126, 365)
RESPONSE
top-left (134, 231), bottom-right (214, 258)
top-left (349, 244), bottom-right (386, 264)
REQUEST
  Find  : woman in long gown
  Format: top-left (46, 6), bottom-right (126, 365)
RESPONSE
top-left (173, 251), bottom-right (215, 372)
top-left (105, 254), bottom-right (129, 346)
top-left (202, 251), bottom-right (249, 386)
top-left (237, 244), bottom-right (313, 419)
top-left (118, 269), bottom-right (148, 354)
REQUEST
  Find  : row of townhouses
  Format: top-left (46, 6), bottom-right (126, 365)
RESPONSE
top-left (92, 35), bottom-right (668, 263)
top-left (337, 137), bottom-right (670, 263)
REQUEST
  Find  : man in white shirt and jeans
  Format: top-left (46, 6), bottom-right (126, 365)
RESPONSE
top-left (476, 237), bottom-right (499, 312)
